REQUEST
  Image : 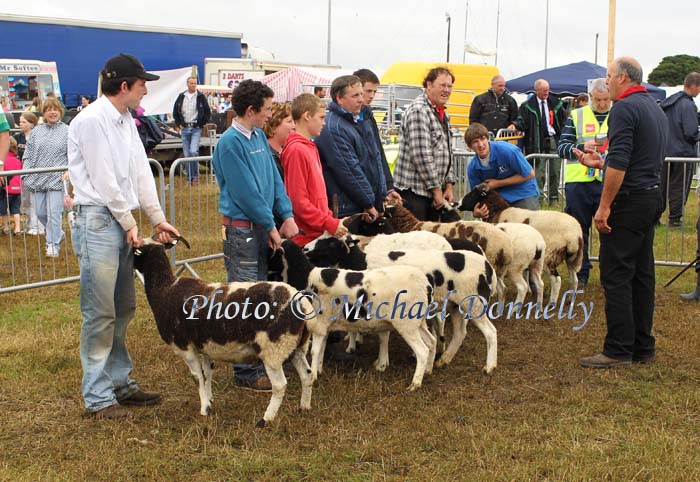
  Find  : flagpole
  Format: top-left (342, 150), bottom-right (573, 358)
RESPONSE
top-left (494, 0), bottom-right (501, 67)
top-left (607, 0), bottom-right (616, 65)
top-left (462, 0), bottom-right (469, 63)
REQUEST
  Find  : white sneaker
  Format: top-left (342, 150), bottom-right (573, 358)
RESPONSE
top-left (46, 245), bottom-right (60, 258)
top-left (27, 228), bottom-right (39, 235)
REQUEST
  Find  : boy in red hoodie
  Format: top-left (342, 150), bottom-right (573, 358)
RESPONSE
top-left (282, 93), bottom-right (347, 246)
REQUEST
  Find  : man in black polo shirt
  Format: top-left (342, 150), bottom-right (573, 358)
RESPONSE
top-left (576, 57), bottom-right (668, 368)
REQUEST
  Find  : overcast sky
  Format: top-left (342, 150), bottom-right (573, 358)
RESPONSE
top-left (5, 0), bottom-right (698, 81)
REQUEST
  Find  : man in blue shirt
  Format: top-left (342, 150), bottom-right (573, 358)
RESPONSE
top-left (465, 123), bottom-right (540, 219)
top-left (212, 79), bottom-right (299, 390)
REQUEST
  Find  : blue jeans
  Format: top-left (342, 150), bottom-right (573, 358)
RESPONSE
top-left (33, 190), bottom-right (64, 246)
top-left (223, 224), bottom-right (269, 382)
top-left (72, 205), bottom-right (138, 412)
top-left (181, 127), bottom-right (201, 182)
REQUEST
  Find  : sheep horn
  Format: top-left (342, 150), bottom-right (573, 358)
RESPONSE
top-left (175, 236), bottom-right (191, 249)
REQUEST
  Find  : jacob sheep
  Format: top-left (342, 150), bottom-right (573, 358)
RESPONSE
top-left (304, 236), bottom-right (498, 374)
top-left (269, 240), bottom-right (437, 391)
top-left (458, 182), bottom-right (583, 304)
top-left (133, 239), bottom-right (313, 428)
top-left (383, 203), bottom-right (515, 303)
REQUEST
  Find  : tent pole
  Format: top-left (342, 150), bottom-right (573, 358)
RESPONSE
top-left (607, 0), bottom-right (616, 66)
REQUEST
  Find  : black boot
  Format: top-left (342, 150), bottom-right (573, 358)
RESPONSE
top-left (680, 272), bottom-right (700, 301)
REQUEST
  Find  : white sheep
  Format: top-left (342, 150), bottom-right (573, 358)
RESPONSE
top-left (304, 236), bottom-right (499, 374)
top-left (494, 222), bottom-right (546, 307)
top-left (270, 239), bottom-right (437, 391)
top-left (458, 182), bottom-right (583, 304)
top-left (132, 239), bottom-right (313, 428)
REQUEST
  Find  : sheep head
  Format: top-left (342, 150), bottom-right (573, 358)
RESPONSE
top-left (304, 235), bottom-right (360, 267)
top-left (343, 213), bottom-right (394, 236)
top-left (457, 182), bottom-right (491, 212)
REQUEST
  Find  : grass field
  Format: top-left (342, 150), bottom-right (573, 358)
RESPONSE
top-left (1, 180), bottom-right (700, 481)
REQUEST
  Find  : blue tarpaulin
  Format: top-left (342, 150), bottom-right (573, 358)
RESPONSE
top-left (507, 61), bottom-right (666, 100)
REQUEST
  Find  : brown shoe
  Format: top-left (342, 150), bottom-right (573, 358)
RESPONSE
top-left (235, 375), bottom-right (272, 392)
top-left (88, 404), bottom-right (132, 420)
top-left (580, 353), bottom-right (632, 369)
top-left (117, 389), bottom-right (161, 406)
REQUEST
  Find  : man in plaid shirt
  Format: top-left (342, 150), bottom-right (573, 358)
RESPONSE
top-left (393, 67), bottom-right (457, 221)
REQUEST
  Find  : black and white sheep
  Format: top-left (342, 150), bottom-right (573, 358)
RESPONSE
top-left (382, 203), bottom-right (516, 303)
top-left (133, 239), bottom-right (313, 428)
top-left (269, 239), bottom-right (437, 391)
top-left (303, 236), bottom-right (498, 374)
top-left (304, 232), bottom-right (483, 352)
top-left (458, 182), bottom-right (583, 304)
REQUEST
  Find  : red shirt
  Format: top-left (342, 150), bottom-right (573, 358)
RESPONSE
top-left (281, 132), bottom-right (340, 246)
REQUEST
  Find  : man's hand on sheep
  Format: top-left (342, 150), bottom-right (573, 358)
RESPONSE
top-left (386, 190), bottom-right (403, 206)
top-left (154, 221), bottom-right (181, 245)
top-left (443, 184), bottom-right (454, 204)
top-left (473, 202), bottom-right (490, 219)
top-left (127, 226), bottom-right (141, 247)
top-left (274, 217), bottom-right (299, 248)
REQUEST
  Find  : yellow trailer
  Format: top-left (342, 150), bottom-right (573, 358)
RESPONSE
top-left (380, 62), bottom-right (499, 132)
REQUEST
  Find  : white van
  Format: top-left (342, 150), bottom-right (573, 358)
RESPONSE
top-left (0, 59), bottom-right (62, 111)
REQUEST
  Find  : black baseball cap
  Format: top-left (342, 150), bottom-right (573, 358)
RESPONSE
top-left (102, 53), bottom-right (160, 81)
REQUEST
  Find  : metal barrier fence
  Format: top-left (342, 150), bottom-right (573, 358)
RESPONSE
top-left (2, 155), bottom-right (699, 293)
top-left (0, 160), bottom-right (165, 294)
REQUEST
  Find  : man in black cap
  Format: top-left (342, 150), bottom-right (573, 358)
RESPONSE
top-left (68, 53), bottom-right (181, 419)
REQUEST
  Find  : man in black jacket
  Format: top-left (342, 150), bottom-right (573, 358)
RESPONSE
top-left (173, 77), bottom-right (211, 185)
top-left (659, 72), bottom-right (700, 227)
top-left (514, 79), bottom-right (568, 204)
top-left (577, 57), bottom-right (668, 368)
top-left (469, 75), bottom-right (518, 135)
top-left (353, 68), bottom-right (402, 206)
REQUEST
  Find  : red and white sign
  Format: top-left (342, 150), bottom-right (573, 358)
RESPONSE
top-left (219, 70), bottom-right (263, 88)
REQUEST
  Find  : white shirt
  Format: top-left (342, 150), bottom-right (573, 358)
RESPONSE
top-left (540, 99), bottom-right (556, 136)
top-left (182, 91), bottom-right (198, 123)
top-left (68, 96), bottom-right (166, 231)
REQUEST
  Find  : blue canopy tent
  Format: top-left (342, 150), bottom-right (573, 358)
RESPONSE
top-left (507, 61), bottom-right (666, 100)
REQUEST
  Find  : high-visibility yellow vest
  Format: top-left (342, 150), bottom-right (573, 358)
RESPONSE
top-left (566, 106), bottom-right (608, 183)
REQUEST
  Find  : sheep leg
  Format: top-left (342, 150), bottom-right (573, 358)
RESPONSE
top-left (435, 305), bottom-right (467, 367)
top-left (507, 270), bottom-right (529, 305)
top-left (257, 364), bottom-right (287, 428)
top-left (373, 331), bottom-right (390, 372)
top-left (393, 325), bottom-right (429, 391)
top-left (431, 315), bottom-right (446, 355)
top-left (495, 277), bottom-right (506, 304)
top-left (419, 322), bottom-right (437, 375)
top-left (290, 348), bottom-right (313, 411)
top-left (568, 265), bottom-right (579, 294)
top-left (346, 332), bottom-right (357, 353)
top-left (530, 263), bottom-right (545, 307)
top-left (200, 353), bottom-right (214, 405)
top-left (309, 332), bottom-right (327, 382)
top-left (176, 347), bottom-right (210, 416)
top-left (548, 269), bottom-right (562, 307)
top-left (469, 315), bottom-right (498, 375)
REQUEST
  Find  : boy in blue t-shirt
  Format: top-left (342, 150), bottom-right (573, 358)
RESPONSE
top-left (465, 123), bottom-right (540, 217)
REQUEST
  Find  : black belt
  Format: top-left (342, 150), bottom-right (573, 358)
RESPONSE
top-left (183, 122), bottom-right (198, 128)
top-left (616, 185), bottom-right (659, 197)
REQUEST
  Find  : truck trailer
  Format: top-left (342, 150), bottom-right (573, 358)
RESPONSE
top-left (0, 14), bottom-right (242, 107)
